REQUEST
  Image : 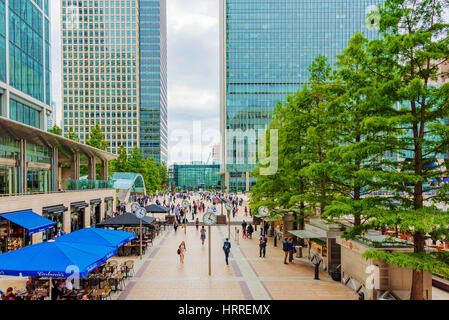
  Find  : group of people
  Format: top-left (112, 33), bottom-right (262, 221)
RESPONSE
top-left (282, 238), bottom-right (296, 264)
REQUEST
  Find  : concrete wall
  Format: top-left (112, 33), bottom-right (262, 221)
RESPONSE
top-left (1, 189), bottom-right (115, 244)
top-left (341, 245), bottom-right (433, 300)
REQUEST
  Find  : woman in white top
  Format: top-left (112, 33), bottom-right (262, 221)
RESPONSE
top-left (178, 241), bottom-right (186, 264)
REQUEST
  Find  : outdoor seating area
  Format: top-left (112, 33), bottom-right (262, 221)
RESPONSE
top-left (0, 228), bottom-right (139, 300)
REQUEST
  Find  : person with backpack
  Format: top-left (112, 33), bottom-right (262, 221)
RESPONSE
top-left (223, 238), bottom-right (231, 265)
top-left (288, 238), bottom-right (295, 263)
top-left (282, 237), bottom-right (289, 264)
top-left (259, 235), bottom-right (267, 258)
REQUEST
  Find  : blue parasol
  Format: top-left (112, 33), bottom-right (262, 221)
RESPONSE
top-left (55, 227), bottom-right (136, 248)
top-left (0, 240), bottom-right (115, 278)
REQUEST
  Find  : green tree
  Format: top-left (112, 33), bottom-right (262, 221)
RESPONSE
top-left (48, 125), bottom-right (62, 135)
top-left (109, 145), bottom-right (130, 174)
top-left (65, 127), bottom-right (79, 142)
top-left (337, 0), bottom-right (449, 300)
top-left (158, 162), bottom-right (169, 187)
top-left (86, 123), bottom-right (109, 151)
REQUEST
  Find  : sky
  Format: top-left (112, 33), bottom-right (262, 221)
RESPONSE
top-left (50, 2), bottom-right (449, 165)
top-left (50, 0), bottom-right (220, 165)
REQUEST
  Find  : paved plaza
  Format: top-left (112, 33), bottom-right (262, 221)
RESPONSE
top-left (116, 222), bottom-right (358, 300)
top-left (2, 194), bottom-right (449, 300)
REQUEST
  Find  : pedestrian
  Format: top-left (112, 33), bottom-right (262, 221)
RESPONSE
top-left (200, 226), bottom-right (206, 245)
top-left (247, 224), bottom-right (253, 239)
top-left (195, 218), bottom-right (200, 231)
top-left (264, 221), bottom-right (269, 236)
top-left (178, 241), bottom-right (186, 264)
top-left (223, 238), bottom-right (231, 265)
top-left (259, 235), bottom-right (267, 258)
top-left (241, 220), bottom-right (247, 236)
top-left (173, 221), bottom-right (178, 232)
top-left (282, 238), bottom-right (289, 264)
top-left (4, 287), bottom-right (16, 300)
top-left (288, 238), bottom-right (295, 263)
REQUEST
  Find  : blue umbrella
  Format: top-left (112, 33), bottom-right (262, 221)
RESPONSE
top-left (0, 240), bottom-right (115, 278)
top-left (55, 227), bottom-right (136, 248)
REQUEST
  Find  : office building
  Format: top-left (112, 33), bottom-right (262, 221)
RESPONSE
top-left (61, 0), bottom-right (167, 163)
top-left (219, 0), bottom-right (382, 191)
top-left (0, 0), bottom-right (53, 130)
top-left (169, 162), bottom-right (221, 191)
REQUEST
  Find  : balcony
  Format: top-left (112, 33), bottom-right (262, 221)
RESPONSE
top-left (65, 179), bottom-right (114, 191)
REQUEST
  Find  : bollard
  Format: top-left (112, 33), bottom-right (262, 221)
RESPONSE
top-left (314, 263), bottom-right (320, 280)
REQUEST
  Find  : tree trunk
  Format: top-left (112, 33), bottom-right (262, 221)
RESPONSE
top-left (410, 232), bottom-right (425, 300)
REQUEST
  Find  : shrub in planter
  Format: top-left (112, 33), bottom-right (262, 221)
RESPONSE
top-left (329, 269), bottom-right (341, 282)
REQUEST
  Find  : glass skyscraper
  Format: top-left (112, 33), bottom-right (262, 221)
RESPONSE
top-left (220, 0), bottom-right (382, 191)
top-left (139, 0), bottom-right (167, 164)
top-left (61, 0), bottom-right (167, 163)
top-left (0, 0), bottom-right (53, 130)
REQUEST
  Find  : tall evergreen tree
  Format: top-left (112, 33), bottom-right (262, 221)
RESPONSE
top-left (48, 125), bottom-right (62, 135)
top-left (86, 123), bottom-right (109, 151)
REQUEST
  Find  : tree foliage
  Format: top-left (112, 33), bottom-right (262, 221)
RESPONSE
top-left (109, 146), bottom-right (167, 193)
top-left (250, 0), bottom-right (449, 300)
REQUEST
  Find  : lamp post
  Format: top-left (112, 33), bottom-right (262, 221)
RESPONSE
top-left (203, 208), bottom-right (216, 276)
top-left (182, 200), bottom-right (189, 234)
top-left (135, 207), bottom-right (146, 260)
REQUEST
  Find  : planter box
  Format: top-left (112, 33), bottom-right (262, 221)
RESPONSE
top-left (330, 272), bottom-right (341, 282)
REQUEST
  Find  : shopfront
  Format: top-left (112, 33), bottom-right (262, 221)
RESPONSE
top-left (70, 201), bottom-right (88, 232)
top-left (42, 205), bottom-right (68, 241)
top-left (90, 199), bottom-right (102, 227)
top-left (289, 219), bottom-right (347, 272)
top-left (0, 210), bottom-right (55, 253)
top-left (0, 137), bottom-right (20, 195)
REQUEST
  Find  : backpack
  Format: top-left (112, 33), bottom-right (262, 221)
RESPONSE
top-left (223, 242), bottom-right (230, 252)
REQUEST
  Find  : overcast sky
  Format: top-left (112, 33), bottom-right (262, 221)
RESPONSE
top-left (51, 0), bottom-right (220, 165)
top-left (50, 2), bottom-right (449, 165)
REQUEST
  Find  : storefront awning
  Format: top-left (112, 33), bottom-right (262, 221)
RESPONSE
top-left (71, 201), bottom-right (88, 208)
top-left (0, 210), bottom-right (56, 235)
top-left (42, 205), bottom-right (68, 214)
top-left (90, 199), bottom-right (102, 205)
top-left (288, 230), bottom-right (325, 239)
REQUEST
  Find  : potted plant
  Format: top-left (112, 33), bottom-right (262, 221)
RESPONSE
top-left (329, 267), bottom-right (341, 282)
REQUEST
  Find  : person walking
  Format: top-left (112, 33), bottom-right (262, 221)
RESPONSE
top-left (222, 238), bottom-right (231, 265)
top-left (259, 235), bottom-right (267, 258)
top-left (178, 241), bottom-right (186, 264)
top-left (247, 224), bottom-right (253, 239)
top-left (288, 238), bottom-right (295, 263)
top-left (282, 238), bottom-right (289, 264)
top-left (200, 226), bottom-right (206, 245)
top-left (241, 220), bottom-right (247, 238)
top-left (173, 221), bottom-right (178, 233)
top-left (195, 218), bottom-right (200, 230)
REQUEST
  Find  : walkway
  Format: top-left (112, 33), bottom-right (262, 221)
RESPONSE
top-left (116, 225), bottom-right (358, 300)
